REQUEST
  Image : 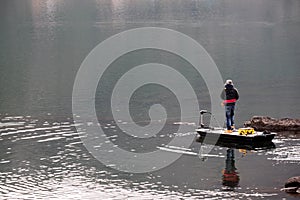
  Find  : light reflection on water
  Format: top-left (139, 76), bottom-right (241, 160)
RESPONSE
top-left (1, 115), bottom-right (299, 199)
top-left (268, 138), bottom-right (300, 163)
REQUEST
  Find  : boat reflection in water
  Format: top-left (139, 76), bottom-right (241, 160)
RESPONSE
top-left (196, 136), bottom-right (276, 191)
top-left (222, 148), bottom-right (239, 191)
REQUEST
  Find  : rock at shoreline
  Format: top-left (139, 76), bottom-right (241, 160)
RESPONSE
top-left (244, 116), bottom-right (300, 132)
top-left (281, 176), bottom-right (300, 194)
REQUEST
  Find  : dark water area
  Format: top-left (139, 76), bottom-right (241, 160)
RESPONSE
top-left (0, 0), bottom-right (300, 199)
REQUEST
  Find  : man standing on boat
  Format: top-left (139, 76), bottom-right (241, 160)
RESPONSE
top-left (221, 80), bottom-right (239, 133)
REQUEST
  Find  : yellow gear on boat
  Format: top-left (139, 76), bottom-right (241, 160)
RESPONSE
top-left (238, 128), bottom-right (255, 135)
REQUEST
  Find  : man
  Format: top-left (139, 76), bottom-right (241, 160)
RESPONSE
top-left (221, 79), bottom-right (239, 133)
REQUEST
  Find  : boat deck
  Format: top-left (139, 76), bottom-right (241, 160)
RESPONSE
top-left (196, 128), bottom-right (272, 137)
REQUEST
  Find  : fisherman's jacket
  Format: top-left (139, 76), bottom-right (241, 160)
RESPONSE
top-left (221, 84), bottom-right (239, 105)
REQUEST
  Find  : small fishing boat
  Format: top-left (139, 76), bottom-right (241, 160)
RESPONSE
top-left (196, 133), bottom-right (275, 150)
top-left (196, 110), bottom-right (276, 147)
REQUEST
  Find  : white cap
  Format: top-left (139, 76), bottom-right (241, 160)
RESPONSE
top-left (225, 79), bottom-right (233, 85)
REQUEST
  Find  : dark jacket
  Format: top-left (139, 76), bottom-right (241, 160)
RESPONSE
top-left (221, 84), bottom-right (239, 105)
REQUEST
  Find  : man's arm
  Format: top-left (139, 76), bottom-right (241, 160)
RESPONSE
top-left (235, 88), bottom-right (239, 100)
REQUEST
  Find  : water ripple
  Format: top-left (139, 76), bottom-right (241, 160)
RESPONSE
top-left (0, 115), bottom-right (296, 199)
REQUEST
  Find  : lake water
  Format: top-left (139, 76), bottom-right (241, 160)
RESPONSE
top-left (0, 0), bottom-right (300, 199)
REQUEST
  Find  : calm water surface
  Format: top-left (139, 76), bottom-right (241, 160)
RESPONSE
top-left (0, 0), bottom-right (300, 199)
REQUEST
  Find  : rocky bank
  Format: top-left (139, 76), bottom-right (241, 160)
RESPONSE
top-left (244, 116), bottom-right (300, 133)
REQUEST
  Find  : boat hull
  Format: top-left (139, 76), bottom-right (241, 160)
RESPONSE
top-left (196, 128), bottom-right (276, 148)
